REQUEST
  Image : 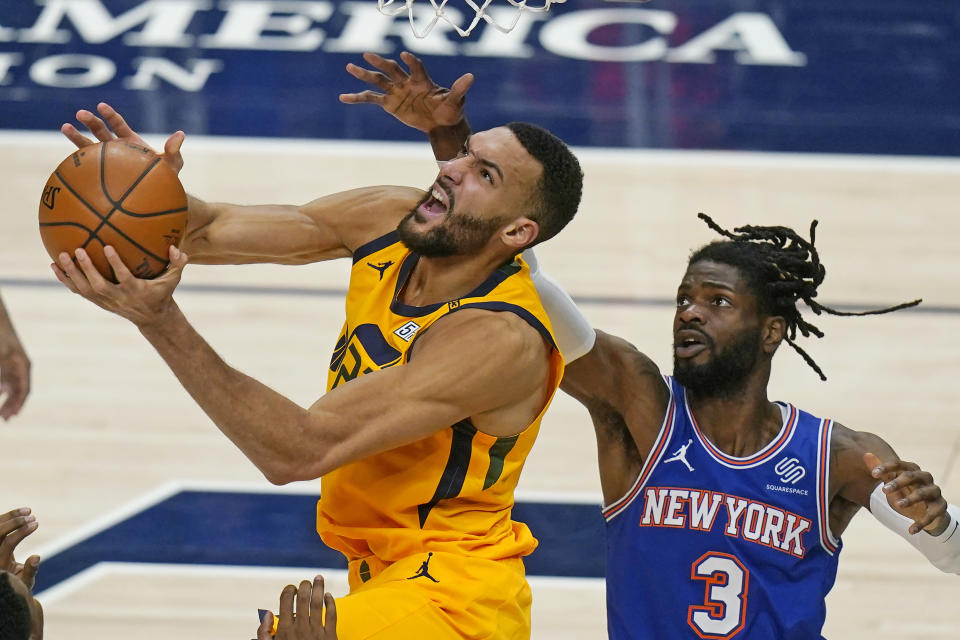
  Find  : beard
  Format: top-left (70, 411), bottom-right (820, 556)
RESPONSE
top-left (397, 193), bottom-right (506, 258)
top-left (673, 325), bottom-right (762, 399)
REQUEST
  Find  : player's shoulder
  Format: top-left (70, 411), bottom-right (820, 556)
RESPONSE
top-left (563, 330), bottom-right (667, 423)
top-left (430, 307), bottom-right (546, 352)
top-left (594, 330), bottom-right (662, 381)
top-left (830, 422), bottom-right (889, 454)
top-left (828, 422), bottom-right (898, 486)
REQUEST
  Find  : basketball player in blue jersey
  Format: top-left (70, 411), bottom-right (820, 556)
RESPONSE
top-left (345, 52), bottom-right (960, 639)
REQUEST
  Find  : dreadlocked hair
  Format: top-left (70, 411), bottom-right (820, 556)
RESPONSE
top-left (690, 213), bottom-right (921, 381)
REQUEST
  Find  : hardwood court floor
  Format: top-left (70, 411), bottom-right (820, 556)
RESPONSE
top-left (2, 131), bottom-right (958, 638)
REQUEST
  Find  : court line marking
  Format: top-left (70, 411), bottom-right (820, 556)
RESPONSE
top-left (30, 479), bottom-right (603, 563)
top-left (3, 277), bottom-right (956, 315)
top-left (5, 130), bottom-right (960, 173)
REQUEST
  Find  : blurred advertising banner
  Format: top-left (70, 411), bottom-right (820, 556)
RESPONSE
top-left (1, 0), bottom-right (957, 154)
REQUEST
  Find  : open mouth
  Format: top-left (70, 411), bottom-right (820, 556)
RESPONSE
top-left (674, 329), bottom-right (710, 359)
top-left (417, 183), bottom-right (451, 219)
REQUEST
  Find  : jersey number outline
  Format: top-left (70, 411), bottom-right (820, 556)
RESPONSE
top-left (687, 551), bottom-right (749, 639)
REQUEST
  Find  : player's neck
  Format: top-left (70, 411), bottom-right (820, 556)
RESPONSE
top-left (686, 371), bottom-right (782, 458)
top-left (400, 251), bottom-right (511, 307)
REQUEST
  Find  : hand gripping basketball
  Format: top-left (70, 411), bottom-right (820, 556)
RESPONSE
top-left (61, 102), bottom-right (184, 174)
top-left (51, 244), bottom-right (189, 330)
top-left (39, 140), bottom-right (188, 282)
top-left (46, 103), bottom-right (188, 282)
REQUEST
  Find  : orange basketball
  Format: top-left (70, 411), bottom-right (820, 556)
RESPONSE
top-left (38, 140), bottom-right (187, 282)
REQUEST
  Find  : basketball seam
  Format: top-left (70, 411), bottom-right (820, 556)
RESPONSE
top-left (53, 167), bottom-right (169, 264)
top-left (84, 142), bottom-right (162, 249)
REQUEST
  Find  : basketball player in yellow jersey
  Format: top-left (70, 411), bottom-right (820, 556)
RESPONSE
top-left (54, 101), bottom-right (583, 639)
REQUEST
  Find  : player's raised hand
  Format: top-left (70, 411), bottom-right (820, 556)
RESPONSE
top-left (51, 244), bottom-right (189, 329)
top-left (340, 51), bottom-right (474, 133)
top-left (257, 575), bottom-right (338, 640)
top-left (865, 452), bottom-right (950, 535)
top-left (60, 102), bottom-right (185, 174)
top-left (0, 507), bottom-right (41, 589)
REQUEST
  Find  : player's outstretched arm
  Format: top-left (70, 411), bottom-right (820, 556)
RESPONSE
top-left (257, 575), bottom-right (338, 640)
top-left (561, 330), bottom-right (671, 503)
top-left (832, 426), bottom-right (960, 573)
top-left (52, 249), bottom-right (549, 484)
top-left (60, 103), bottom-right (421, 266)
top-left (341, 51), bottom-right (473, 161)
top-left (0, 292), bottom-right (30, 421)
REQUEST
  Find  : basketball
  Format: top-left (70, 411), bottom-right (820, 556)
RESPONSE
top-left (38, 140), bottom-right (188, 282)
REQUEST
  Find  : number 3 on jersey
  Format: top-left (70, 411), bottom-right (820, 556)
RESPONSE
top-left (687, 552), bottom-right (749, 639)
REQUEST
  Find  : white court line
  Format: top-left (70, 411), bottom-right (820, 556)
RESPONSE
top-left (176, 479), bottom-right (603, 504)
top-left (31, 480), bottom-right (185, 559)
top-left (3, 130), bottom-right (960, 173)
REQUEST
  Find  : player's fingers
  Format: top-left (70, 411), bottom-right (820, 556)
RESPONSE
top-left (400, 51), bottom-right (431, 83)
top-left (50, 262), bottom-right (80, 295)
top-left (0, 509), bottom-right (32, 535)
top-left (257, 611), bottom-right (274, 640)
top-left (73, 248), bottom-right (111, 294)
top-left (898, 483), bottom-right (942, 508)
top-left (296, 580), bottom-right (312, 630)
top-left (60, 123), bottom-right (96, 149)
top-left (911, 499), bottom-right (949, 533)
top-left (883, 469), bottom-right (931, 494)
top-left (76, 109), bottom-right (115, 142)
top-left (277, 584), bottom-right (297, 633)
top-left (103, 246), bottom-right (134, 285)
top-left (0, 518), bottom-right (38, 559)
top-left (345, 63), bottom-right (392, 91)
top-left (58, 251), bottom-right (93, 297)
top-left (364, 52), bottom-right (407, 82)
top-left (308, 575), bottom-right (324, 630)
top-left (338, 91), bottom-right (386, 105)
top-left (323, 592), bottom-right (337, 637)
top-left (97, 102), bottom-right (138, 140)
top-left (163, 131), bottom-right (185, 173)
top-left (864, 452), bottom-right (885, 478)
top-left (158, 246), bottom-right (189, 283)
top-left (448, 73), bottom-right (475, 103)
top-left (18, 555), bottom-right (40, 589)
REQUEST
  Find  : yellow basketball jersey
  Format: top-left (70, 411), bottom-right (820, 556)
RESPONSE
top-left (317, 231), bottom-right (564, 567)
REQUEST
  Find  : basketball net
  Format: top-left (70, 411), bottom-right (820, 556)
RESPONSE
top-left (377, 0), bottom-right (567, 38)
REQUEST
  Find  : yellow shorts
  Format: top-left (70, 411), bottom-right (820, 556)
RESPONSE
top-left (334, 551), bottom-right (532, 640)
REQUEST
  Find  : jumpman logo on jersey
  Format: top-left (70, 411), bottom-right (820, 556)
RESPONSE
top-left (664, 439), bottom-right (695, 472)
top-left (407, 552), bottom-right (439, 583)
top-left (367, 260), bottom-right (394, 280)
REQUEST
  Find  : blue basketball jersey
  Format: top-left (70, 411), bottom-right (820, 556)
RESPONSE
top-left (604, 376), bottom-right (841, 640)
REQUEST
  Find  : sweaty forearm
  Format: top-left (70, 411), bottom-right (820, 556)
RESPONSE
top-left (428, 119), bottom-right (471, 161)
top-left (138, 304), bottom-right (317, 484)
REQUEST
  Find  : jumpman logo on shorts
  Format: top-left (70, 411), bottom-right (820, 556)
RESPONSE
top-left (367, 260), bottom-right (394, 280)
top-left (407, 552), bottom-right (439, 583)
top-left (664, 439), bottom-right (695, 472)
